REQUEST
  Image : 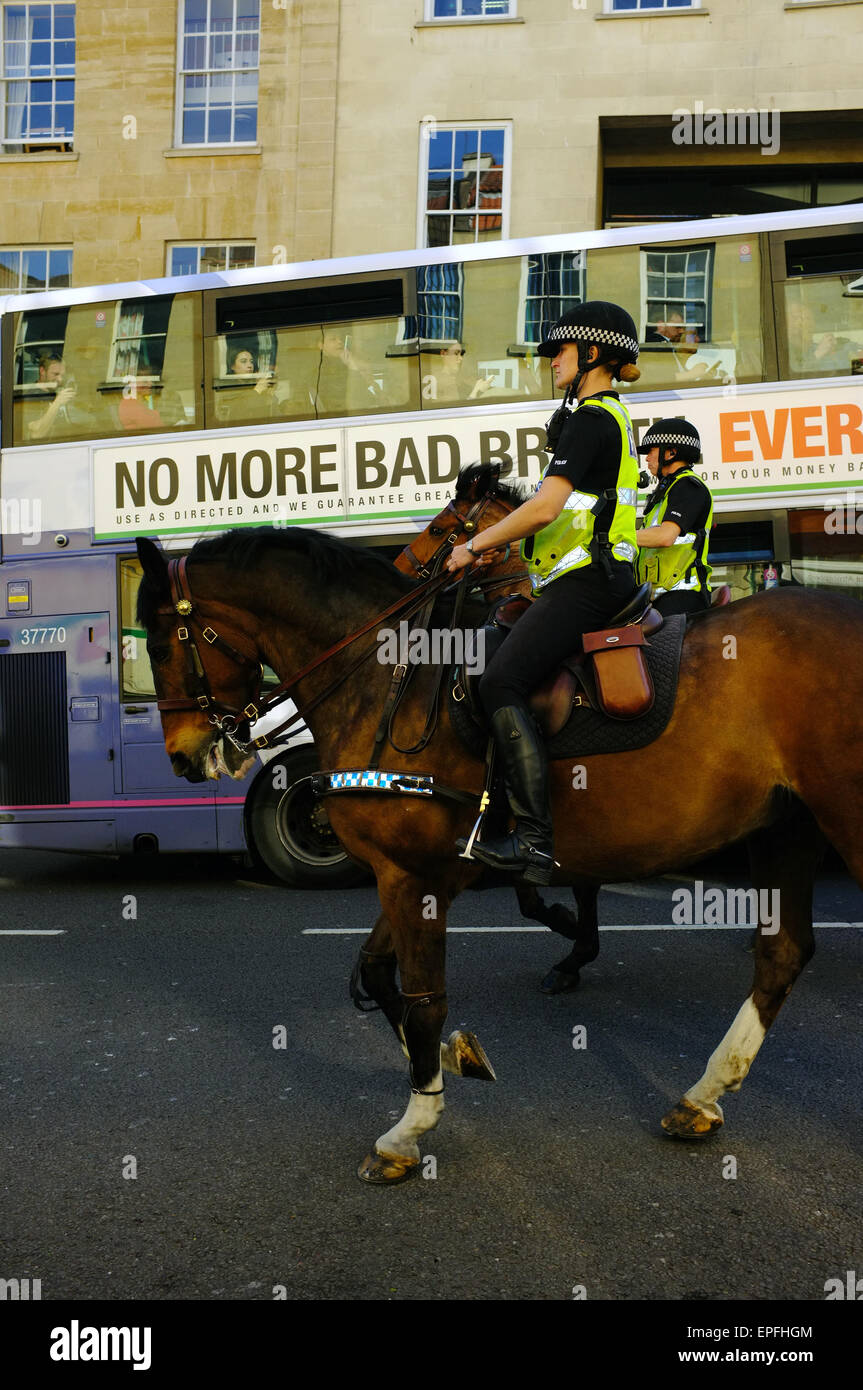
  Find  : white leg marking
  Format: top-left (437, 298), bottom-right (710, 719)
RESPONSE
top-left (684, 995), bottom-right (767, 1115)
top-left (375, 1070), bottom-right (444, 1162)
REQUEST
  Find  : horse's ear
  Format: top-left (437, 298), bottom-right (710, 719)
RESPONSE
top-left (488, 461), bottom-right (501, 492)
top-left (136, 536), bottom-right (170, 597)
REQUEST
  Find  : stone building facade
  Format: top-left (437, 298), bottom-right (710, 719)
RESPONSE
top-left (0, 0), bottom-right (860, 290)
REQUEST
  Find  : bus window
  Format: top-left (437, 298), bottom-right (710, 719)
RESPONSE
top-left (586, 234), bottom-right (766, 393)
top-left (788, 508), bottom-right (863, 600)
top-left (780, 280), bottom-right (863, 378)
top-left (208, 318), bottom-right (421, 426)
top-left (11, 292), bottom-right (202, 445)
top-left (120, 557), bottom-right (156, 700)
top-left (418, 256), bottom-right (554, 409)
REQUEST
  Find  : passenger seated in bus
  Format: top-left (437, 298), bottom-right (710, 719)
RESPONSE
top-left (786, 302), bottom-right (863, 375)
top-left (116, 374), bottom-right (185, 431)
top-left (423, 341), bottom-right (496, 404)
top-left (645, 311), bottom-right (688, 346)
top-left (26, 354), bottom-right (81, 439)
top-left (317, 328), bottom-right (392, 413)
top-left (216, 345), bottom-right (278, 422)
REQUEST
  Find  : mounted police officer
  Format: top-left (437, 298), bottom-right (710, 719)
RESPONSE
top-left (635, 418), bottom-right (714, 615)
top-left (446, 301), bottom-right (642, 884)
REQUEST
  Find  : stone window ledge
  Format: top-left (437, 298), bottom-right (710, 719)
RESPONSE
top-left (0, 151), bottom-right (78, 163)
top-left (164, 145), bottom-right (263, 158)
top-left (784, 0), bottom-right (862, 10)
top-left (416, 18), bottom-right (524, 27)
top-left (596, 8), bottom-right (709, 17)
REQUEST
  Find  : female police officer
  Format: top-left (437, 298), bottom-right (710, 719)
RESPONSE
top-left (446, 301), bottom-right (641, 884)
top-left (635, 418), bottom-right (713, 615)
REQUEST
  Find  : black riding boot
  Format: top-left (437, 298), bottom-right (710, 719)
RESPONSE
top-left (458, 705), bottom-right (555, 885)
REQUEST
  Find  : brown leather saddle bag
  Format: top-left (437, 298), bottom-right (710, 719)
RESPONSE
top-left (581, 624), bottom-right (654, 719)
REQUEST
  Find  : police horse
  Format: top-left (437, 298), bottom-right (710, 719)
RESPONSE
top-left (136, 527), bottom-right (863, 1184)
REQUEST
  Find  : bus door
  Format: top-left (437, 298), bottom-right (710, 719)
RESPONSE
top-left (0, 609), bottom-right (115, 849)
top-left (65, 612), bottom-right (115, 803)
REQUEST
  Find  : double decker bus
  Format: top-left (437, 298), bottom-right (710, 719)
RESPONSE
top-left (1, 204), bottom-right (861, 884)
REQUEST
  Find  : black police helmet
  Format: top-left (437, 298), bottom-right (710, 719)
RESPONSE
top-left (537, 301), bottom-right (640, 367)
top-left (636, 417), bottom-right (702, 464)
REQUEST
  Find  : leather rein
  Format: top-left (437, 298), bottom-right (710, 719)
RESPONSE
top-left (153, 486), bottom-right (525, 756)
top-left (155, 553), bottom-right (461, 752)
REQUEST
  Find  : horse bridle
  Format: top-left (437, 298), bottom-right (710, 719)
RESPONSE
top-left (153, 553), bottom-right (459, 752)
top-left (399, 489), bottom-right (515, 581)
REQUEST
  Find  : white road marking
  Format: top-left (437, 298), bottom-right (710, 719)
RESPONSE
top-left (303, 922), bottom-right (862, 935)
top-left (0, 929), bottom-right (66, 936)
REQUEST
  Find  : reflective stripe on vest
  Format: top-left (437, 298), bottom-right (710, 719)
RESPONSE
top-left (636, 468), bottom-right (714, 596)
top-left (521, 394), bottom-right (640, 593)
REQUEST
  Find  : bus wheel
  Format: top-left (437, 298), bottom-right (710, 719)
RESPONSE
top-left (244, 748), bottom-right (369, 888)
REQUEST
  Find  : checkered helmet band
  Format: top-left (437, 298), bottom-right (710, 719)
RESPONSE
top-left (542, 322), bottom-right (639, 358)
top-left (642, 431), bottom-right (699, 447)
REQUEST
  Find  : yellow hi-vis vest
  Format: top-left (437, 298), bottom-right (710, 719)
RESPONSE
top-left (521, 394), bottom-right (639, 594)
top-left (636, 467), bottom-right (714, 597)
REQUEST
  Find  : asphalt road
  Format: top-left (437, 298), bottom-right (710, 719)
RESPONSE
top-left (1, 847), bottom-right (861, 1306)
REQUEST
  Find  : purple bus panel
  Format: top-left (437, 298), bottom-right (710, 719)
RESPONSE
top-left (0, 549), bottom-right (255, 855)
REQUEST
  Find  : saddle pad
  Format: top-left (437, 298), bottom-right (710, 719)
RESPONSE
top-left (449, 614), bottom-right (686, 763)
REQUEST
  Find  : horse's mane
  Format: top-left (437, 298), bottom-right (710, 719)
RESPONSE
top-left (137, 526), bottom-right (413, 628)
top-left (455, 462), bottom-right (530, 509)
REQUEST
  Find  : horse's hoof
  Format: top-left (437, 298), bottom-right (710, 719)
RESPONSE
top-left (357, 1149), bottom-right (419, 1185)
top-left (540, 967), bottom-right (581, 995)
top-left (661, 1098), bottom-right (724, 1139)
top-left (447, 1029), bottom-right (497, 1082)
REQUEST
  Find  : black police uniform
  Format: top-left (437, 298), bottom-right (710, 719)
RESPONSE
top-left (478, 393), bottom-right (638, 718)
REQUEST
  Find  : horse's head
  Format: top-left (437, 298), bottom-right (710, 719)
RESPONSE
top-left (394, 462), bottom-right (532, 598)
top-left (135, 536), bottom-right (259, 783)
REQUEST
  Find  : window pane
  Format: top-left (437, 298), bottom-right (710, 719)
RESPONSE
top-left (170, 246), bottom-right (199, 276)
top-left (183, 107), bottom-right (205, 143)
top-left (0, 250), bottom-right (21, 290)
top-left (184, 35), bottom-right (207, 67)
top-left (47, 248), bottom-right (72, 288)
top-left (200, 245), bottom-right (229, 272)
top-left (23, 249), bottom-right (47, 290)
top-left (227, 244), bottom-right (255, 270)
top-left (233, 106), bottom-right (256, 141)
top-left (184, 0), bottom-right (207, 27)
top-left (208, 107), bottom-right (231, 142)
top-left (782, 279), bottom-right (863, 379)
top-left (54, 42), bottom-right (75, 72)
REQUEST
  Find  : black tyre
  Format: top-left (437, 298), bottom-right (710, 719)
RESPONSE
top-left (244, 746), bottom-right (369, 888)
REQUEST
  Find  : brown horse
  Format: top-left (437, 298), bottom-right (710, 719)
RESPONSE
top-left (136, 527), bottom-right (863, 1184)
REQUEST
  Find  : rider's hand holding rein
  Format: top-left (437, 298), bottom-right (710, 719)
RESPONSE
top-left (446, 477), bottom-right (574, 574)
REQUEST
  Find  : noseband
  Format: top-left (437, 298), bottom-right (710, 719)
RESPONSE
top-left (400, 492), bottom-right (499, 580)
